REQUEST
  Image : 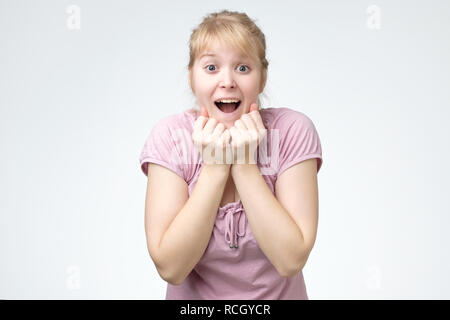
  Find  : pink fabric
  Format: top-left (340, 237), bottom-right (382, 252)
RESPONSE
top-left (139, 107), bottom-right (323, 300)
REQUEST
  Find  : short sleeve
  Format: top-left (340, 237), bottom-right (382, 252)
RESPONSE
top-left (276, 109), bottom-right (323, 178)
top-left (139, 117), bottom-right (185, 180)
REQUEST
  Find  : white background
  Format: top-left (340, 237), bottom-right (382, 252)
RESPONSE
top-left (1, 0), bottom-right (449, 299)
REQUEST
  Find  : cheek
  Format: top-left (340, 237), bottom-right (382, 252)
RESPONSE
top-left (195, 75), bottom-right (215, 97)
top-left (241, 75), bottom-right (261, 96)
top-left (192, 70), bottom-right (209, 91)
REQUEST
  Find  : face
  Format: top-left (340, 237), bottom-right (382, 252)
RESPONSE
top-left (190, 40), bottom-right (263, 128)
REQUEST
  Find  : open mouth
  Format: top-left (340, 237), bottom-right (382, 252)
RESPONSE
top-left (214, 100), bottom-right (241, 113)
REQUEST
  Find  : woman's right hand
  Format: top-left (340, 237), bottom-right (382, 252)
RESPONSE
top-left (192, 107), bottom-right (231, 167)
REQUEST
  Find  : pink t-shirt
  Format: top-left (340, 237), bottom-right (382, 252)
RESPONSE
top-left (139, 107), bottom-right (323, 300)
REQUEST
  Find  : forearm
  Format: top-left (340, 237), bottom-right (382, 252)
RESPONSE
top-left (158, 165), bottom-right (229, 285)
top-left (231, 164), bottom-right (306, 277)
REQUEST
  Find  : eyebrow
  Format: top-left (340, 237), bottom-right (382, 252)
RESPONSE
top-left (199, 53), bottom-right (216, 59)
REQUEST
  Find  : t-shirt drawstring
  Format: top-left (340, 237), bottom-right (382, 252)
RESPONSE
top-left (224, 207), bottom-right (246, 249)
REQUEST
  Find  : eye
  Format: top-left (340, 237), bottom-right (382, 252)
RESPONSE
top-left (237, 65), bottom-right (250, 72)
top-left (204, 64), bottom-right (250, 73)
top-left (205, 64), bottom-right (216, 72)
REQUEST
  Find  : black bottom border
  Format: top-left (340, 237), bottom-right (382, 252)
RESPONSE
top-left (0, 300), bottom-right (448, 318)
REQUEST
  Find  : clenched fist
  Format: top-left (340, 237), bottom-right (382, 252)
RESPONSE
top-left (229, 103), bottom-right (267, 165)
top-left (192, 107), bottom-right (232, 166)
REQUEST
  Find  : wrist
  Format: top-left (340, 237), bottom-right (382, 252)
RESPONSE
top-left (231, 163), bottom-right (259, 177)
top-left (202, 163), bottom-right (231, 178)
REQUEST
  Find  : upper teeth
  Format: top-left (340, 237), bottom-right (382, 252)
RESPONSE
top-left (218, 99), bottom-right (239, 103)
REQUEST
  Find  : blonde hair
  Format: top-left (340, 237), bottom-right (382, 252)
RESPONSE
top-left (187, 10), bottom-right (269, 109)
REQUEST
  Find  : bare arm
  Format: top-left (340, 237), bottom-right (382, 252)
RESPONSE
top-left (145, 163), bottom-right (229, 285)
top-left (231, 158), bottom-right (319, 277)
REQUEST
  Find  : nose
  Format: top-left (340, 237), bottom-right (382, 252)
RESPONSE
top-left (219, 68), bottom-right (236, 89)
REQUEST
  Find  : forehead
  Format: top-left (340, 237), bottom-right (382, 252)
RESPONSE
top-left (197, 39), bottom-right (252, 61)
top-left (198, 52), bottom-right (250, 61)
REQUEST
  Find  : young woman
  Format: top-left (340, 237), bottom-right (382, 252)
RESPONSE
top-left (139, 10), bottom-right (323, 300)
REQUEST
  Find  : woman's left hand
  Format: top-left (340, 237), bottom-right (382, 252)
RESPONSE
top-left (229, 103), bottom-right (267, 165)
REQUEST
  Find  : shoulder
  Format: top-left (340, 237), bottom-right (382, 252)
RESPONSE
top-left (140, 109), bottom-right (200, 180)
top-left (150, 109), bottom-right (197, 136)
top-left (262, 107), bottom-right (323, 175)
top-left (261, 106), bottom-right (317, 131)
